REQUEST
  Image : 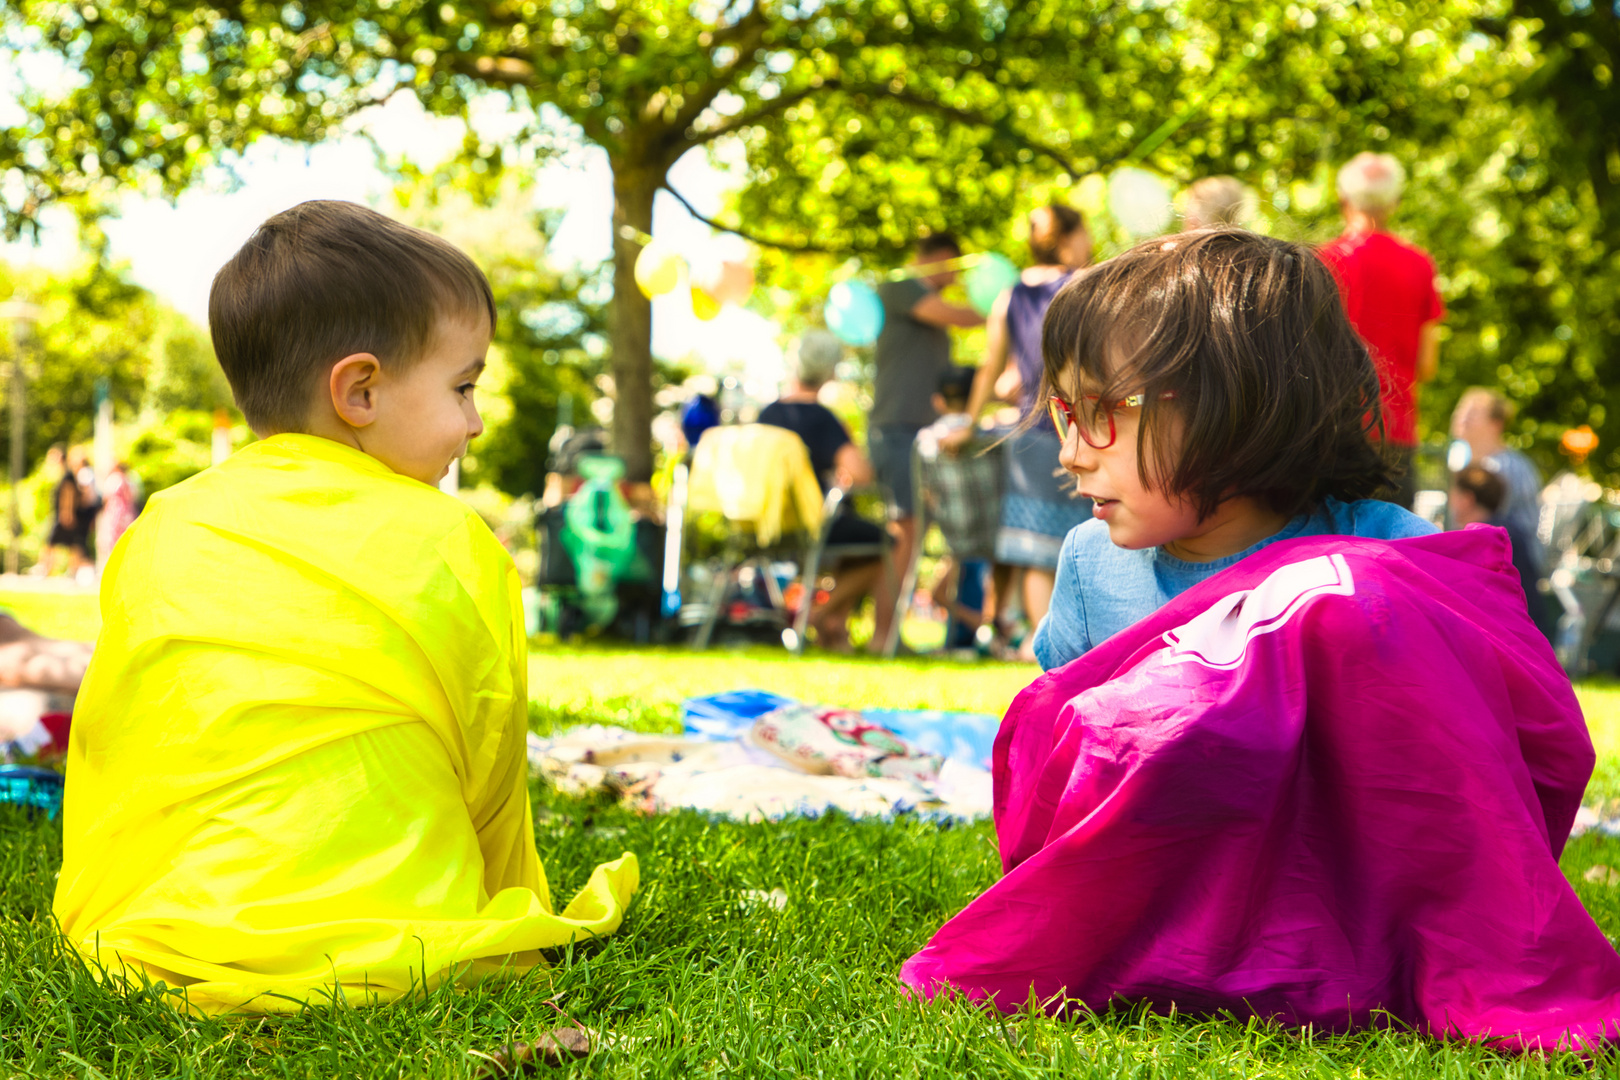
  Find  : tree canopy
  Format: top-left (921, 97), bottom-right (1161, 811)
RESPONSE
top-left (0, 258), bottom-right (184, 467)
top-left (1, 0), bottom-right (1117, 480)
top-left (3, 0), bottom-right (1618, 483)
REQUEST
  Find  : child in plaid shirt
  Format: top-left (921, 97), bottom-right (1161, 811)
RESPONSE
top-left (915, 367), bottom-right (1003, 644)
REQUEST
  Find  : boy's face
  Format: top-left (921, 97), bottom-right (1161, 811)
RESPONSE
top-left (1450, 487), bottom-right (1489, 527)
top-left (363, 314), bottom-right (489, 486)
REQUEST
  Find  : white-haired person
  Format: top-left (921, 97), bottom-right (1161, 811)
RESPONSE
top-left (758, 331), bottom-right (893, 652)
top-left (1318, 152), bottom-right (1445, 510)
top-left (1183, 175), bottom-right (1252, 229)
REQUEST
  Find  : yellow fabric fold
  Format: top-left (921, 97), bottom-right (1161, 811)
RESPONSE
top-left (54, 434), bottom-right (638, 1015)
top-left (686, 424), bottom-right (825, 545)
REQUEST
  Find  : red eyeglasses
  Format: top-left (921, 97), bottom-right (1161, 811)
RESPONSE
top-left (1047, 392), bottom-right (1176, 450)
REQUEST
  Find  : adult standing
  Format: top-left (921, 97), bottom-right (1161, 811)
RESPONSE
top-left (1318, 152), bottom-right (1445, 509)
top-left (43, 445), bottom-right (94, 579)
top-left (869, 233), bottom-right (983, 639)
top-left (1451, 387), bottom-right (1544, 557)
top-left (99, 461), bottom-right (140, 557)
top-left (950, 205), bottom-right (1094, 660)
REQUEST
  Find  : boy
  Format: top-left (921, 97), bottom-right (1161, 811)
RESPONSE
top-left (914, 367), bottom-right (1002, 650)
top-left (1451, 464), bottom-right (1556, 642)
top-left (53, 201), bottom-right (638, 1015)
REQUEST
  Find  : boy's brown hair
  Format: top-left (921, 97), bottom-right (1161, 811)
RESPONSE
top-left (1040, 227), bottom-right (1393, 520)
top-left (209, 201), bottom-right (497, 433)
top-left (1453, 465), bottom-right (1507, 516)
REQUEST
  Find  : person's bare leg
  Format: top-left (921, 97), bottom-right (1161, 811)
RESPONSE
top-left (871, 515), bottom-right (916, 651)
top-left (1016, 568), bottom-right (1057, 662)
top-left (34, 546), bottom-right (60, 577)
top-left (987, 562), bottom-right (1014, 634)
top-left (926, 556), bottom-right (957, 622)
top-left (0, 614), bottom-right (93, 692)
top-left (811, 560), bottom-right (883, 652)
top-left (1022, 568), bottom-right (1056, 626)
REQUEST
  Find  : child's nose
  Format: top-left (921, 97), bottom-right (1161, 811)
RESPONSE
top-left (1058, 426), bottom-right (1092, 473)
top-left (467, 407), bottom-right (485, 440)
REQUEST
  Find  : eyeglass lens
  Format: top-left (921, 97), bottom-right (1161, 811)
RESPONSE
top-left (1049, 396), bottom-right (1116, 449)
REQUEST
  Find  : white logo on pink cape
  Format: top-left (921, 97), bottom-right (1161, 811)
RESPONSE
top-left (1162, 554), bottom-right (1356, 670)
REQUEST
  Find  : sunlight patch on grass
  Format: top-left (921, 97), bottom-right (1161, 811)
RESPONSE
top-left (1577, 681), bottom-right (1620, 804)
top-left (0, 588), bottom-right (102, 642)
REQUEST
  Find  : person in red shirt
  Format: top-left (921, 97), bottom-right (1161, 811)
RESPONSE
top-left (1317, 152), bottom-right (1445, 510)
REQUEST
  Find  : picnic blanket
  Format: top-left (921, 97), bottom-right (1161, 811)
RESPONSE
top-left (528, 693), bottom-right (999, 821)
top-left (902, 528), bottom-right (1620, 1050)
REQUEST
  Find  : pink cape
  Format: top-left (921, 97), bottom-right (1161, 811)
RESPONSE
top-left (901, 529), bottom-right (1620, 1049)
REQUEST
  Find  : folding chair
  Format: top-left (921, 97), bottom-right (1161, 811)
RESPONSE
top-left (787, 485), bottom-right (891, 655)
top-left (681, 424), bottom-right (894, 652)
top-left (681, 424), bottom-right (823, 650)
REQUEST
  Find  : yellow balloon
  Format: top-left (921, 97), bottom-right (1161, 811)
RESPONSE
top-left (634, 241), bottom-right (684, 298)
top-left (691, 285), bottom-right (721, 321)
top-left (711, 259), bottom-right (755, 306)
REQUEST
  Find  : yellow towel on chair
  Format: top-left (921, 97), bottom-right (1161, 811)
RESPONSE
top-left (53, 434), bottom-right (638, 1015)
top-left (687, 424), bottom-right (825, 545)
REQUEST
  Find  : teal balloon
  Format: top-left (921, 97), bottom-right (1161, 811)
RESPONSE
top-left (825, 281), bottom-right (884, 346)
top-left (965, 253), bottom-right (1020, 315)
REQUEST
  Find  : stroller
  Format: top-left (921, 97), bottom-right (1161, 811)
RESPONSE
top-left (1540, 472), bottom-right (1620, 676)
top-left (889, 422), bottom-right (1005, 656)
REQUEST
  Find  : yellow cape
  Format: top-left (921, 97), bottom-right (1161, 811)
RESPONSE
top-left (53, 435), bottom-right (638, 1014)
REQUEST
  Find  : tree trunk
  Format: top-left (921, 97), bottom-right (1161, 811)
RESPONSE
top-left (608, 161), bottom-right (659, 483)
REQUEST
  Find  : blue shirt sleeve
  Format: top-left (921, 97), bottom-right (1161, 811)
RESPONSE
top-left (1032, 527), bottom-right (1092, 671)
top-left (1347, 499), bottom-right (1439, 539)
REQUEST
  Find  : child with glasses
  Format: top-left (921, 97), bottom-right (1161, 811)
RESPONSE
top-left (1030, 229), bottom-right (1436, 670)
top-left (904, 231), bottom-right (1606, 1045)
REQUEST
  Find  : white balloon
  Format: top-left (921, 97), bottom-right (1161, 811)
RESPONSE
top-left (1108, 168), bottom-right (1175, 238)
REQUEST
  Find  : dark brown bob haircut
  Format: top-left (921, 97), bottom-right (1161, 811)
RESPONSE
top-left (209, 200), bottom-right (497, 433)
top-left (1040, 227), bottom-right (1393, 520)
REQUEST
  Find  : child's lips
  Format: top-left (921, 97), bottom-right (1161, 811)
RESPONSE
top-left (1086, 495), bottom-right (1118, 519)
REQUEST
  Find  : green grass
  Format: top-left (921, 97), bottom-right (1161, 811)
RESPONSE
top-left (0, 588), bottom-right (102, 642)
top-left (529, 644), bottom-right (1039, 735)
top-left (7, 604), bottom-right (1620, 1076)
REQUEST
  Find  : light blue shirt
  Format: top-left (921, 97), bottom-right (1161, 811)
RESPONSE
top-left (1031, 497), bottom-right (1439, 670)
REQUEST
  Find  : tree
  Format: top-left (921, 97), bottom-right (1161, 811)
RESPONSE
top-left (1475, 0), bottom-right (1620, 475)
top-left (0, 258), bottom-right (157, 468)
top-left (1, 0), bottom-right (1127, 481)
top-left (7, 0), bottom-right (1620, 486)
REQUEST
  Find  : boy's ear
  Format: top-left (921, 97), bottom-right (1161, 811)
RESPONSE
top-left (329, 353), bottom-right (382, 429)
